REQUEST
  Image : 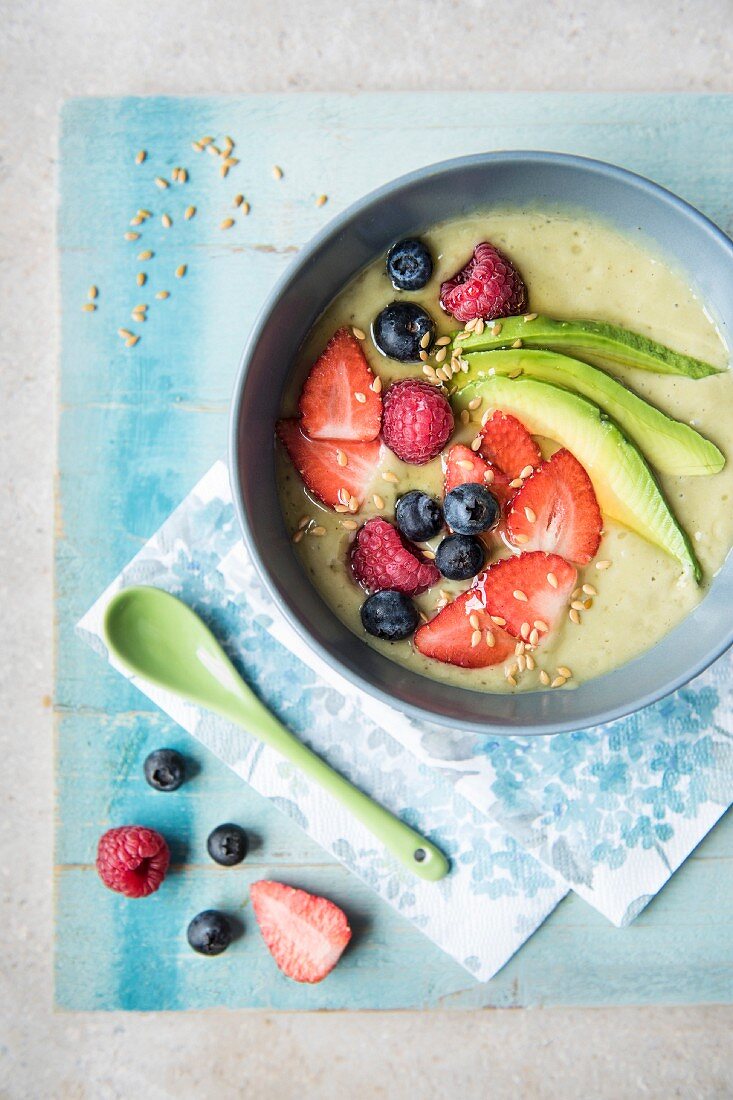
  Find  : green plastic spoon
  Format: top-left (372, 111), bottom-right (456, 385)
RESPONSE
top-left (103, 585), bottom-right (450, 882)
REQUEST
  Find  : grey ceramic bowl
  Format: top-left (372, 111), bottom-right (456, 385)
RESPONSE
top-left (229, 151), bottom-right (733, 736)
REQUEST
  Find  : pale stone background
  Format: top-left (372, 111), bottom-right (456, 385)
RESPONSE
top-left (2, 1), bottom-right (733, 1096)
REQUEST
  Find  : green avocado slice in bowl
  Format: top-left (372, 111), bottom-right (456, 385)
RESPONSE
top-left (453, 313), bottom-right (724, 379)
top-left (456, 348), bottom-right (725, 476)
top-left (452, 373), bottom-right (702, 581)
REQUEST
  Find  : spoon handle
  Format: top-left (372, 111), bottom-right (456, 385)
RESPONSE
top-left (218, 685), bottom-right (450, 882)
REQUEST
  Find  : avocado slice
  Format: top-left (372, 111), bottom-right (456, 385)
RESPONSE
top-left (458, 348), bottom-right (725, 476)
top-left (452, 374), bottom-right (702, 581)
top-left (453, 314), bottom-right (724, 379)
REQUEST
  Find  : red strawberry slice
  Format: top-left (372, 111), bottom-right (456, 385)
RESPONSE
top-left (277, 419), bottom-right (383, 510)
top-left (475, 551), bottom-right (577, 639)
top-left (414, 588), bottom-right (515, 668)
top-left (250, 880), bottom-right (352, 984)
top-left (479, 411), bottom-right (541, 481)
top-left (443, 444), bottom-right (514, 511)
top-left (298, 328), bottom-right (382, 442)
top-left (506, 449), bottom-right (603, 565)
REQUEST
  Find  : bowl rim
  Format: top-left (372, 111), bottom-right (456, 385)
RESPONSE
top-left (229, 149), bottom-right (733, 736)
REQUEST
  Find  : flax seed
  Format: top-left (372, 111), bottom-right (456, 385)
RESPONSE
top-left (583, 598), bottom-right (593, 610)
top-left (419, 330), bottom-right (431, 349)
top-left (175, 264), bottom-right (187, 278)
top-left (138, 209), bottom-right (152, 219)
top-left (484, 469), bottom-right (494, 483)
top-left (348, 496), bottom-right (359, 513)
top-left (551, 675), bottom-right (567, 688)
top-left (354, 391), bottom-right (367, 404)
top-left (208, 145), bottom-right (221, 157)
top-left (520, 622), bottom-right (530, 639)
top-left (82, 302), bottom-right (96, 312)
top-left (233, 194), bottom-right (244, 207)
top-left (337, 488), bottom-right (349, 506)
top-left (272, 165), bottom-right (283, 180)
top-left (513, 589), bottom-right (528, 602)
top-left (185, 206), bottom-right (196, 220)
top-left (460, 409), bottom-right (470, 425)
top-left (334, 504), bottom-right (349, 513)
top-left (519, 465), bottom-right (534, 480)
top-left (316, 194), bottom-right (328, 207)
top-left (458, 459), bottom-right (474, 470)
top-left (529, 628), bottom-right (539, 646)
top-left (471, 436), bottom-right (482, 452)
top-left (154, 177), bottom-right (169, 189)
top-left (422, 364), bottom-right (437, 379)
top-left (435, 346), bottom-right (447, 363)
top-left (138, 249), bottom-right (153, 261)
top-left (130, 215), bottom-right (143, 226)
top-left (514, 534), bottom-right (530, 545)
top-left (136, 273), bottom-right (146, 287)
top-left (370, 376), bottom-right (382, 393)
top-left (526, 654), bottom-right (536, 671)
top-left (192, 141), bottom-right (204, 153)
top-left (474, 318), bottom-right (485, 335)
top-left (470, 629), bottom-right (482, 648)
top-left (311, 526), bottom-right (326, 537)
top-left (523, 506), bottom-right (536, 523)
top-left (506, 674), bottom-right (518, 688)
top-left (570, 600), bottom-right (585, 611)
top-left (467, 397), bottom-right (482, 411)
top-left (582, 584), bottom-right (598, 596)
top-left (135, 149), bottom-right (146, 165)
top-left (485, 630), bottom-right (495, 647)
top-left (517, 654), bottom-right (527, 673)
top-left (292, 529), bottom-right (304, 543)
top-left (297, 515), bottom-right (310, 529)
top-left (436, 336), bottom-right (451, 346)
top-left (382, 471), bottom-right (399, 483)
top-left (200, 136), bottom-right (214, 146)
top-left (569, 609), bottom-right (581, 625)
top-left (539, 669), bottom-right (550, 685)
top-left (161, 214), bottom-right (172, 228)
top-left (241, 202), bottom-right (251, 216)
top-left (341, 519), bottom-right (358, 530)
top-left (469, 613), bottom-right (480, 630)
top-left (171, 168), bottom-right (180, 183)
top-left (117, 328), bottom-right (133, 339)
top-left (124, 231), bottom-right (140, 241)
top-left (524, 313), bottom-right (538, 322)
top-left (422, 549), bottom-right (436, 560)
top-left (491, 322), bottom-right (502, 336)
top-left (534, 620), bottom-right (548, 632)
top-left (547, 572), bottom-right (558, 588)
top-left (373, 494), bottom-right (385, 510)
top-left (511, 339), bottom-right (523, 349)
top-left (352, 326), bottom-right (366, 340)
top-left (557, 666), bottom-right (572, 679)
top-left (125, 335), bottom-right (140, 348)
top-left (596, 559), bottom-right (612, 570)
top-left (508, 368), bottom-right (523, 379)
top-left (220, 218), bottom-right (235, 230)
top-left (336, 449), bottom-right (348, 467)
top-left (465, 317), bottom-right (478, 333)
top-left (491, 615), bottom-right (506, 626)
top-left (509, 478), bottom-right (523, 489)
top-left (179, 168), bottom-right (188, 183)
top-left (156, 290), bottom-right (170, 300)
top-left (419, 350), bottom-right (429, 363)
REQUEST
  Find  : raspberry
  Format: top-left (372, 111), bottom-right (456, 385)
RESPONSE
top-left (381, 379), bottom-right (454, 465)
top-left (440, 242), bottom-right (527, 323)
top-left (96, 825), bottom-right (170, 898)
top-left (351, 517), bottom-right (440, 594)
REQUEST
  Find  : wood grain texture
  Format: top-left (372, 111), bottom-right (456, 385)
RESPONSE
top-left (57, 94), bottom-right (733, 1010)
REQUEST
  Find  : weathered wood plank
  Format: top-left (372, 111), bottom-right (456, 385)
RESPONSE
top-left (57, 94), bottom-right (733, 1010)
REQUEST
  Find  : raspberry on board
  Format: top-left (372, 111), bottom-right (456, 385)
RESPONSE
top-left (96, 825), bottom-right (170, 898)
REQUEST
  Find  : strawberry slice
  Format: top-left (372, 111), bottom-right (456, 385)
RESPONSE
top-left (250, 880), bottom-right (352, 984)
top-left (298, 328), bottom-right (382, 441)
top-left (479, 411), bottom-right (541, 480)
top-left (475, 551), bottom-right (577, 639)
top-left (506, 449), bottom-right (602, 565)
top-left (277, 419), bottom-right (383, 510)
top-left (444, 444), bottom-right (514, 511)
top-left (414, 588), bottom-right (515, 668)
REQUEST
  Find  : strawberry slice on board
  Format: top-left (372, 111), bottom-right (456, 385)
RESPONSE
top-left (250, 880), bottom-right (352, 984)
top-left (479, 410), bottom-right (541, 481)
top-left (505, 448), bottom-right (603, 565)
top-left (475, 551), bottom-right (577, 640)
top-left (298, 327), bottom-right (382, 442)
top-left (276, 419), bottom-right (383, 510)
top-left (414, 587), bottom-right (515, 668)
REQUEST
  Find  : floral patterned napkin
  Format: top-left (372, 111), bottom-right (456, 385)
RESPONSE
top-left (79, 460), bottom-right (733, 978)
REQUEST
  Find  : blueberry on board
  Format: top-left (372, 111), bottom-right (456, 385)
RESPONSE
top-left (387, 238), bottom-right (434, 291)
top-left (435, 535), bottom-right (485, 580)
top-left (187, 910), bottom-right (233, 956)
top-left (361, 590), bottom-right (419, 640)
top-left (372, 302), bottom-right (435, 362)
top-left (143, 748), bottom-right (186, 792)
top-left (395, 490), bottom-right (443, 542)
top-left (443, 483), bottom-right (500, 536)
top-left (207, 823), bottom-right (249, 866)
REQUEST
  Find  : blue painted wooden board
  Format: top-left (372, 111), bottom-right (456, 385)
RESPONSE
top-left (56, 94), bottom-right (733, 1010)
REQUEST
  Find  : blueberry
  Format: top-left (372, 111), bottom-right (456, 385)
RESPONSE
top-left (187, 910), bottom-right (233, 956)
top-left (435, 535), bottom-right (485, 580)
top-left (143, 748), bottom-right (186, 792)
top-left (361, 590), bottom-right (419, 640)
top-left (372, 302), bottom-right (435, 362)
top-left (443, 483), bottom-right (500, 536)
top-left (207, 823), bottom-right (248, 866)
top-left (387, 238), bottom-right (433, 291)
top-left (395, 491), bottom-right (443, 542)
